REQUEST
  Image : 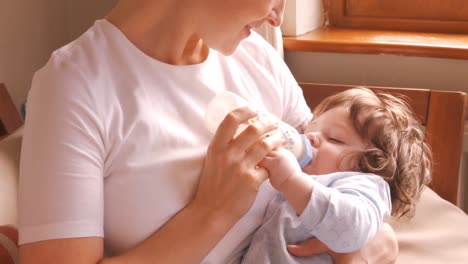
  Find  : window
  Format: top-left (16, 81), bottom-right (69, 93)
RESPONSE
top-left (326, 0), bottom-right (468, 34)
top-left (283, 1), bottom-right (468, 59)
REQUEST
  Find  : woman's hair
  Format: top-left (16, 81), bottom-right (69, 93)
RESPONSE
top-left (313, 87), bottom-right (432, 219)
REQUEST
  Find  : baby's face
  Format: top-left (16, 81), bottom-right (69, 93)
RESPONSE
top-left (302, 106), bottom-right (367, 175)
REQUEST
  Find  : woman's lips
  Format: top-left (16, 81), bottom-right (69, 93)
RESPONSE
top-left (243, 25), bottom-right (252, 37)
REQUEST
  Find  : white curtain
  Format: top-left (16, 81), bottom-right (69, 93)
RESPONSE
top-left (254, 24), bottom-right (284, 58)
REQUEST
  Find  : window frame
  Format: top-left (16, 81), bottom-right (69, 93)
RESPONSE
top-left (326, 0), bottom-right (468, 34)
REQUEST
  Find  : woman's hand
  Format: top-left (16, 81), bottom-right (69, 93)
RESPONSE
top-left (191, 106), bottom-right (285, 222)
top-left (288, 223), bottom-right (398, 264)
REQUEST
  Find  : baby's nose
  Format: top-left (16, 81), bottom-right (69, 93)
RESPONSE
top-left (306, 132), bottom-right (321, 147)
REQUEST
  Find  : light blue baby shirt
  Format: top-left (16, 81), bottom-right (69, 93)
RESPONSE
top-left (242, 171), bottom-right (391, 264)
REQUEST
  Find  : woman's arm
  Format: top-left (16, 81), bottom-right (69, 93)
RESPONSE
top-left (287, 222), bottom-right (398, 264)
top-left (20, 107), bottom-right (285, 264)
top-left (19, 205), bottom-right (236, 264)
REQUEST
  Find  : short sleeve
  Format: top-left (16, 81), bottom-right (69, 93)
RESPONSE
top-left (18, 55), bottom-right (105, 244)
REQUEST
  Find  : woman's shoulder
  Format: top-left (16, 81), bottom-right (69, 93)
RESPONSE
top-left (33, 20), bottom-right (127, 96)
top-left (28, 21), bottom-right (122, 118)
top-left (45, 20), bottom-right (116, 71)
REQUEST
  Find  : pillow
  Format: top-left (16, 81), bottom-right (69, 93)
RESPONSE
top-left (0, 225), bottom-right (18, 264)
top-left (390, 187), bottom-right (468, 264)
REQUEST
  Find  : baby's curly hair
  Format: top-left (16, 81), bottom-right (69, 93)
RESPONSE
top-left (313, 87), bottom-right (432, 219)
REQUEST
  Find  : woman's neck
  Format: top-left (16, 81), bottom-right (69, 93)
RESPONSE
top-left (106, 0), bottom-right (210, 65)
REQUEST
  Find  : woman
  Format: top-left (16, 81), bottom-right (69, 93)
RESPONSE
top-left (18, 0), bottom-right (397, 263)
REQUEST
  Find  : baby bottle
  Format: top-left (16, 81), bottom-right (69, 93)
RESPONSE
top-left (205, 91), bottom-right (313, 168)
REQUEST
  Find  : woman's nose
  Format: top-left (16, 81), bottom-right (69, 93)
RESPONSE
top-left (266, 0), bottom-right (286, 27)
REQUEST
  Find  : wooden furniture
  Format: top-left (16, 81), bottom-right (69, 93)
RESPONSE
top-left (283, 1), bottom-right (468, 60)
top-left (0, 83), bottom-right (23, 140)
top-left (327, 0), bottom-right (468, 34)
top-left (299, 82), bottom-right (467, 206)
top-left (283, 28), bottom-right (468, 60)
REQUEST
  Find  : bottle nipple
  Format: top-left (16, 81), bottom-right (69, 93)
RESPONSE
top-left (298, 135), bottom-right (313, 168)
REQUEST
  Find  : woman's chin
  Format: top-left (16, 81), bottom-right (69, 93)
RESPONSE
top-left (217, 46), bottom-right (237, 56)
top-left (212, 29), bottom-right (251, 56)
top-left (217, 40), bottom-right (243, 55)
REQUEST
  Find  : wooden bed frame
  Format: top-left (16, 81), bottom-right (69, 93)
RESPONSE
top-left (299, 82), bottom-right (467, 206)
top-left (0, 83), bottom-right (23, 140)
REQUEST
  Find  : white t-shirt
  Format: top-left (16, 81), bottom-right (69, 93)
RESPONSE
top-left (19, 19), bottom-right (311, 263)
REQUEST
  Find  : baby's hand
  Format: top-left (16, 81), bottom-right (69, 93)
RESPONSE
top-left (259, 147), bottom-right (302, 191)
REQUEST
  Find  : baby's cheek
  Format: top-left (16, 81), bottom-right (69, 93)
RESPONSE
top-left (337, 151), bottom-right (362, 172)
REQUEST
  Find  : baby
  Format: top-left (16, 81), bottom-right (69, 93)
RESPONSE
top-left (242, 87), bottom-right (432, 263)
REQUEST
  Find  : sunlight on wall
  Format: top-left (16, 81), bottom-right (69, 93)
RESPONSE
top-left (281, 0), bottom-right (324, 36)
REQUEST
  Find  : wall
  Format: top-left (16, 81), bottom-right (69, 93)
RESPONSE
top-left (0, 0), bottom-right (117, 108)
top-left (285, 52), bottom-right (468, 93)
top-left (66, 0), bottom-right (118, 41)
top-left (281, 0), bottom-right (323, 36)
top-left (0, 0), bottom-right (68, 108)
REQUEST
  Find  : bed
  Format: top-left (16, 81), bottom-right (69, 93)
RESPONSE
top-left (299, 82), bottom-right (468, 263)
top-left (1, 84), bottom-right (468, 263)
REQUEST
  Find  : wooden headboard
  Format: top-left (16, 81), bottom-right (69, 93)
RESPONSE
top-left (0, 83), bottom-right (23, 140)
top-left (299, 82), bottom-right (467, 206)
